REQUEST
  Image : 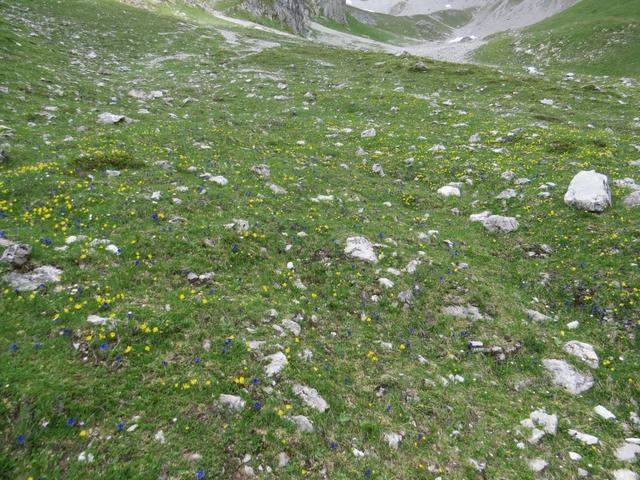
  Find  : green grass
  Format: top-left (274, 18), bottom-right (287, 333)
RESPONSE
top-left (0, 0), bottom-right (639, 479)
top-left (475, 0), bottom-right (640, 76)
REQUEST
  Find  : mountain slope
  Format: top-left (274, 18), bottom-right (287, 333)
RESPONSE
top-left (474, 0), bottom-right (640, 76)
top-left (1, 0), bottom-right (639, 479)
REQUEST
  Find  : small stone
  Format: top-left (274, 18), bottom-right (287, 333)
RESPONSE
top-left (154, 429), bottom-right (166, 444)
top-left (564, 341), bottom-right (599, 368)
top-left (569, 452), bottom-right (582, 461)
top-left (281, 319), bottom-right (301, 336)
top-left (542, 359), bottom-right (594, 395)
top-left (344, 236), bottom-right (377, 263)
top-left (613, 470), bottom-right (639, 480)
top-left (437, 186), bottom-right (460, 197)
top-left (287, 415), bottom-right (314, 432)
top-left (615, 442), bottom-right (640, 463)
top-left (251, 164), bottom-right (271, 179)
top-left (210, 176), bottom-right (228, 186)
top-left (218, 394), bottom-right (245, 412)
top-left (383, 432), bottom-right (403, 449)
top-left (264, 352), bottom-right (288, 377)
top-left (1, 244), bottom-right (32, 268)
top-left (623, 191), bottom-right (640, 208)
top-left (528, 458), bottom-right (548, 473)
top-left (277, 452), bottom-right (289, 468)
top-left (481, 215), bottom-right (519, 233)
top-left (568, 429), bottom-right (599, 445)
top-left (527, 309), bottom-right (553, 322)
top-left (496, 189), bottom-right (518, 199)
top-left (594, 405), bottom-right (616, 420)
top-left (442, 305), bottom-right (484, 321)
top-left (97, 112), bottom-right (132, 124)
top-left (292, 384), bottom-right (329, 412)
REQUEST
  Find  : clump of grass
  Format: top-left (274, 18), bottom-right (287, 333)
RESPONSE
top-left (73, 147), bottom-right (143, 170)
top-left (547, 139), bottom-right (578, 154)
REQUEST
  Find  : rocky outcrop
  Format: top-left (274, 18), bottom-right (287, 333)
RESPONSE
top-left (241, 0), bottom-right (346, 34)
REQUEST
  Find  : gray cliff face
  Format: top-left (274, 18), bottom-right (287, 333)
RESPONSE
top-left (316, 0), bottom-right (346, 24)
top-left (241, 0), bottom-right (346, 34)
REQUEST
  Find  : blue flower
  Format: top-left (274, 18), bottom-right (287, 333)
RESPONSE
top-left (329, 441), bottom-right (337, 450)
top-left (364, 467), bottom-right (372, 477)
top-left (253, 401), bottom-right (262, 411)
top-left (116, 422), bottom-right (125, 430)
top-left (196, 470), bottom-right (206, 479)
top-left (100, 342), bottom-right (109, 350)
top-left (9, 343), bottom-right (17, 352)
top-left (251, 378), bottom-right (259, 385)
top-left (195, 357), bottom-right (202, 364)
top-left (67, 418), bottom-right (77, 427)
top-left (17, 434), bottom-right (25, 445)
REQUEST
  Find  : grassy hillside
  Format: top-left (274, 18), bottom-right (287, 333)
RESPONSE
top-left (1, 0), bottom-right (639, 479)
top-left (474, 0), bottom-right (640, 76)
top-left (317, 7), bottom-right (473, 44)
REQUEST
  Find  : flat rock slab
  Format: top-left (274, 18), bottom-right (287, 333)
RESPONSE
top-left (564, 340), bottom-right (599, 368)
top-left (542, 359), bottom-right (594, 395)
top-left (344, 236), bottom-right (377, 263)
top-left (3, 266), bottom-right (63, 291)
top-left (482, 215), bottom-right (519, 233)
top-left (292, 384), bottom-right (329, 412)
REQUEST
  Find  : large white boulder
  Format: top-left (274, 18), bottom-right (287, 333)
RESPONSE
top-left (564, 170), bottom-right (611, 212)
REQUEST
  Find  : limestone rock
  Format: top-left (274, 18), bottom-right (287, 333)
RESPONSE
top-left (292, 384), bottom-right (329, 412)
top-left (542, 359), bottom-right (594, 394)
top-left (564, 170), bottom-right (611, 212)
top-left (344, 236), bottom-right (377, 263)
top-left (218, 394), bottom-right (245, 412)
top-left (3, 266), bottom-right (63, 291)
top-left (264, 352), bottom-right (288, 377)
top-left (563, 341), bottom-right (599, 368)
top-left (482, 215), bottom-right (519, 233)
top-left (1, 243), bottom-right (31, 268)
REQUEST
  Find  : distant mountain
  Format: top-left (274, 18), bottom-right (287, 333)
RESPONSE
top-left (347, 0), bottom-right (579, 39)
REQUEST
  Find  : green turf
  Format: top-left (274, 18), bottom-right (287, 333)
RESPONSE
top-left (0, 0), bottom-right (638, 479)
top-left (474, 0), bottom-right (640, 76)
